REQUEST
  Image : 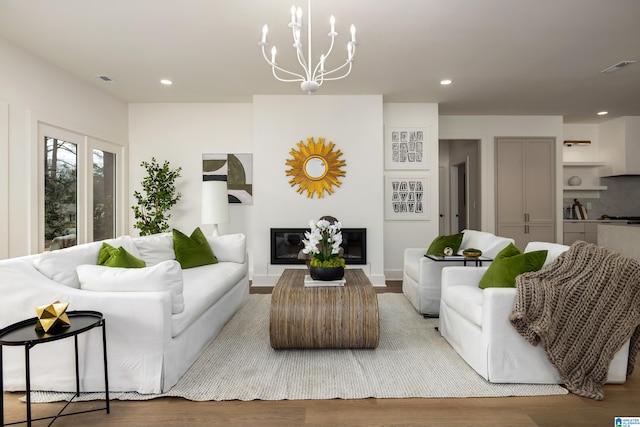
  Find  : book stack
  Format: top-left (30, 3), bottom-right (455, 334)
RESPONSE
top-left (304, 275), bottom-right (346, 287)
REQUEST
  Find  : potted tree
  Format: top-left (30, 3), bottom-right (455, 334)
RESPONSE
top-left (132, 157), bottom-right (182, 236)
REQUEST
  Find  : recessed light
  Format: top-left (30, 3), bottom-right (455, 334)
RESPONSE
top-left (597, 111), bottom-right (608, 116)
top-left (160, 79), bottom-right (173, 85)
top-left (440, 79), bottom-right (452, 85)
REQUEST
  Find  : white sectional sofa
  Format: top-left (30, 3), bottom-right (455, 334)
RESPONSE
top-left (0, 232), bottom-right (249, 394)
top-left (402, 230), bottom-right (514, 316)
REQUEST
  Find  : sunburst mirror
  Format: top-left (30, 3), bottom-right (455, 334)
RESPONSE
top-left (285, 137), bottom-right (346, 198)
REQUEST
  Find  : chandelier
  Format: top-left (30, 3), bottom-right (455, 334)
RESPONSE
top-left (259, 0), bottom-right (357, 94)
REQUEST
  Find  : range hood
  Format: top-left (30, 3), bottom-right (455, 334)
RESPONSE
top-left (599, 117), bottom-right (640, 176)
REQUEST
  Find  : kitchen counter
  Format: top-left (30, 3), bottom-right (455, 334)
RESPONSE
top-left (597, 223), bottom-right (640, 261)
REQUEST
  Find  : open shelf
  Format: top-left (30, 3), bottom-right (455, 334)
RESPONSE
top-left (563, 185), bottom-right (608, 191)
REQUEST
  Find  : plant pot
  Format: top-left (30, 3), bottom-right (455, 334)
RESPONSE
top-left (309, 266), bottom-right (345, 281)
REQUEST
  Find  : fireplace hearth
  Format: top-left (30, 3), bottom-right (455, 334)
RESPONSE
top-left (270, 228), bottom-right (366, 265)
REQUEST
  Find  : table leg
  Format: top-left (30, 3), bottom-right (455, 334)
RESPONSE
top-left (74, 335), bottom-right (80, 398)
top-left (101, 320), bottom-right (109, 414)
top-left (24, 345), bottom-right (31, 427)
top-left (1, 346), bottom-right (4, 426)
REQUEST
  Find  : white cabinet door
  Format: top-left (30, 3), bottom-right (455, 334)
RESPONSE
top-left (496, 137), bottom-right (556, 249)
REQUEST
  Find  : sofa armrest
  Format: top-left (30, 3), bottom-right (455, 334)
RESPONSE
top-left (1, 259), bottom-right (173, 393)
top-left (481, 287), bottom-right (518, 336)
top-left (441, 266), bottom-right (489, 289)
top-left (404, 248), bottom-right (426, 268)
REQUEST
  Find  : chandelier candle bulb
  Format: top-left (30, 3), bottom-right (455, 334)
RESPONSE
top-left (261, 25), bottom-right (268, 44)
top-left (351, 25), bottom-right (357, 42)
top-left (330, 15), bottom-right (336, 33)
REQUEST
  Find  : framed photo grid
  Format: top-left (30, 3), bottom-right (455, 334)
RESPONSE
top-left (385, 127), bottom-right (429, 170)
top-left (384, 176), bottom-right (430, 220)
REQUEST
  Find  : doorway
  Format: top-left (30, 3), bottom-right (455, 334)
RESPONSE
top-left (438, 139), bottom-right (480, 235)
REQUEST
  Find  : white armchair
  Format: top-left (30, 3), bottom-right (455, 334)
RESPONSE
top-left (439, 241), bottom-right (630, 384)
top-left (402, 230), bottom-right (514, 316)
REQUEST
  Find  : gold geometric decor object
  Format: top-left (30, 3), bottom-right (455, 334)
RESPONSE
top-left (285, 137), bottom-right (346, 198)
top-left (34, 301), bottom-right (71, 333)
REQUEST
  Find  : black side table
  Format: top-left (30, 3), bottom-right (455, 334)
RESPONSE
top-left (425, 254), bottom-right (493, 267)
top-left (0, 310), bottom-right (109, 426)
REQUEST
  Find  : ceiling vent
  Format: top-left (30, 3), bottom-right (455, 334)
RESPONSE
top-left (601, 61), bottom-right (636, 73)
top-left (96, 75), bottom-right (114, 83)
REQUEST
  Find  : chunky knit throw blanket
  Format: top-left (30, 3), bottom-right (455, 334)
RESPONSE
top-left (510, 241), bottom-right (640, 400)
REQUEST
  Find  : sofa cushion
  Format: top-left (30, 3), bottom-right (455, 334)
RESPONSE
top-left (31, 236), bottom-right (139, 289)
top-left (132, 233), bottom-right (175, 266)
top-left (478, 243), bottom-right (547, 289)
top-left (98, 243), bottom-right (146, 268)
top-left (76, 260), bottom-right (184, 314)
top-left (206, 233), bottom-right (246, 264)
top-left (425, 233), bottom-right (463, 255)
top-left (173, 228), bottom-right (217, 269)
top-left (458, 230), bottom-right (514, 258)
top-left (171, 262), bottom-right (247, 337)
top-left (444, 284), bottom-right (484, 327)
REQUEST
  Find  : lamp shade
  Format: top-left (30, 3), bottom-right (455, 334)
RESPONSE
top-left (201, 180), bottom-right (229, 225)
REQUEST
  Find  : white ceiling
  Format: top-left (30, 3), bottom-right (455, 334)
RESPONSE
top-left (1, 0), bottom-right (639, 123)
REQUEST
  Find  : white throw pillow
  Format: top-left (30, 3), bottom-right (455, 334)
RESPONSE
top-left (32, 236), bottom-right (139, 289)
top-left (524, 241), bottom-right (570, 267)
top-left (132, 233), bottom-right (176, 266)
top-left (458, 229), bottom-right (514, 258)
top-left (76, 260), bottom-right (185, 314)
top-left (207, 233), bottom-right (246, 264)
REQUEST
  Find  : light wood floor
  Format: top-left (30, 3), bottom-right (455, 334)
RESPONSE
top-left (3, 281), bottom-right (639, 427)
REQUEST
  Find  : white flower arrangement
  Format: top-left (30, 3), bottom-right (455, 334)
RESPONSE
top-left (302, 218), bottom-right (346, 267)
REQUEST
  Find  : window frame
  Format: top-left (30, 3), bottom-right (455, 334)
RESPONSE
top-left (38, 123), bottom-right (125, 251)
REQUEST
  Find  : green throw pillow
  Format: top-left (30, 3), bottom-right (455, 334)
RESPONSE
top-left (172, 227), bottom-right (218, 269)
top-left (425, 233), bottom-right (464, 255)
top-left (478, 243), bottom-right (547, 289)
top-left (98, 243), bottom-right (146, 268)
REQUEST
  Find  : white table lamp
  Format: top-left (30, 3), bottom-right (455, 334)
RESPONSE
top-left (202, 180), bottom-right (229, 236)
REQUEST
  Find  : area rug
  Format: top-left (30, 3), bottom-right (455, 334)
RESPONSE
top-left (28, 294), bottom-right (567, 402)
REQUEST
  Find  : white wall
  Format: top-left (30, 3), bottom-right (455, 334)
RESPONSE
top-left (253, 95), bottom-right (385, 285)
top-left (562, 123), bottom-right (600, 162)
top-left (0, 38), bottom-right (128, 258)
top-left (383, 104), bottom-right (439, 280)
top-left (128, 103), bottom-right (253, 236)
top-left (439, 115), bottom-right (564, 243)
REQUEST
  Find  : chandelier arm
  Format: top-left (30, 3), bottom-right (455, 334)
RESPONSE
top-left (272, 65), bottom-right (306, 82)
top-left (317, 61), bottom-right (353, 81)
top-left (261, 45), bottom-right (306, 81)
top-left (311, 34), bottom-right (336, 80)
top-left (291, 26), bottom-right (311, 79)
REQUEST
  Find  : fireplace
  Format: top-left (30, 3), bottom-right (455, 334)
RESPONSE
top-left (270, 228), bottom-right (366, 265)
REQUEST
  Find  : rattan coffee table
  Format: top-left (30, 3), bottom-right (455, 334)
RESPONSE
top-left (270, 268), bottom-right (379, 349)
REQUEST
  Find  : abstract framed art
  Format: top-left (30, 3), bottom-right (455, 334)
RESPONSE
top-left (202, 153), bottom-right (253, 204)
top-left (384, 175), bottom-right (429, 220)
top-left (384, 126), bottom-right (429, 170)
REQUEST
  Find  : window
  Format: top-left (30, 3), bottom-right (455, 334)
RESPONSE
top-left (93, 148), bottom-right (116, 242)
top-left (40, 124), bottom-right (123, 251)
top-left (44, 137), bottom-right (78, 251)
